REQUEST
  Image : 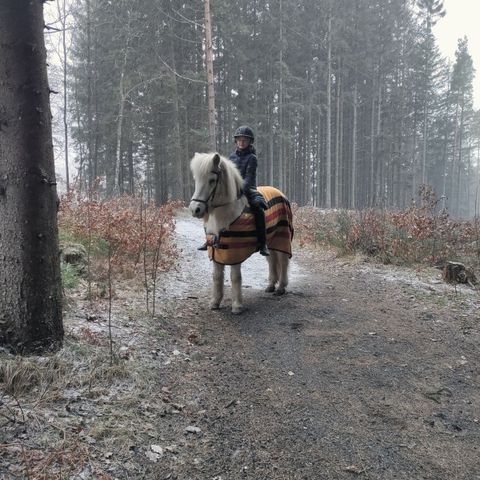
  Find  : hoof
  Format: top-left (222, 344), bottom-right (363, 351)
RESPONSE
top-left (265, 286), bottom-right (276, 293)
top-left (274, 287), bottom-right (286, 296)
top-left (210, 302), bottom-right (221, 310)
top-left (231, 306), bottom-right (244, 315)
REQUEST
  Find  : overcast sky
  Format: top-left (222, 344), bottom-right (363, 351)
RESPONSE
top-left (432, 0), bottom-right (480, 108)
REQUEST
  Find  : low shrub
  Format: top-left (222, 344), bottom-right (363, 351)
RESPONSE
top-left (295, 187), bottom-right (480, 269)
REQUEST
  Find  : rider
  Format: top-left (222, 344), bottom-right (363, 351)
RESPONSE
top-left (198, 125), bottom-right (270, 256)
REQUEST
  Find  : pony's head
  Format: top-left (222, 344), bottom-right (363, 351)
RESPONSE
top-left (189, 152), bottom-right (243, 218)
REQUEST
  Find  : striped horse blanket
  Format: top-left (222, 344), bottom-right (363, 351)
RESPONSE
top-left (207, 186), bottom-right (294, 265)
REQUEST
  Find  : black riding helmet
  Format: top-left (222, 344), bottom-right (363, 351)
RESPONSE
top-left (234, 125), bottom-right (254, 143)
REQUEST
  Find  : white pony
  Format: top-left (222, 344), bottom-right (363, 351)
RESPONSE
top-left (189, 152), bottom-right (293, 314)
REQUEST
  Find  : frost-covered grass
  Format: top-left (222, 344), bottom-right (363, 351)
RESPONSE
top-left (0, 292), bottom-right (171, 479)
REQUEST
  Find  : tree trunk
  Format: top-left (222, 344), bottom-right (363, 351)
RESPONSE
top-left (153, 110), bottom-right (168, 206)
top-left (450, 100), bottom-right (460, 214)
top-left (85, 0), bottom-right (94, 190)
top-left (351, 82), bottom-right (358, 209)
top-left (325, 16), bottom-right (332, 208)
top-left (114, 47), bottom-right (128, 196)
top-left (441, 74), bottom-right (452, 208)
top-left (422, 102), bottom-right (428, 186)
top-left (278, 0), bottom-right (285, 191)
top-left (0, 0), bottom-right (63, 354)
top-left (169, 29), bottom-right (185, 200)
top-left (268, 100), bottom-right (274, 186)
top-left (369, 92), bottom-right (375, 206)
top-left (412, 92), bottom-right (418, 201)
top-left (57, 0), bottom-right (70, 191)
top-left (204, 0), bottom-right (216, 151)
top-left (127, 140), bottom-right (134, 195)
top-left (316, 107), bottom-right (323, 206)
top-left (306, 96), bottom-right (313, 204)
top-left (334, 71), bottom-right (341, 207)
top-left (456, 99), bottom-right (465, 216)
top-left (375, 80), bottom-right (383, 206)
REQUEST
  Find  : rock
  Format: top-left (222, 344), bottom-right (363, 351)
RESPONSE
top-left (443, 261), bottom-right (477, 285)
top-left (151, 445), bottom-right (164, 456)
top-left (146, 450), bottom-right (160, 462)
top-left (185, 425), bottom-right (202, 434)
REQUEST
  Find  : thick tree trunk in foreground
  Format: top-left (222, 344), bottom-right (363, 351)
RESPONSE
top-left (0, 1), bottom-right (63, 354)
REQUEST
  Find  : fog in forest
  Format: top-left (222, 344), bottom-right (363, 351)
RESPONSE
top-left (44, 0), bottom-right (480, 218)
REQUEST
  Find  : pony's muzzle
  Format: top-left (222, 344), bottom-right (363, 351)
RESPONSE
top-left (189, 201), bottom-right (206, 218)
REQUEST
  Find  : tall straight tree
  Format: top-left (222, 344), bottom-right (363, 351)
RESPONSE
top-left (0, 0), bottom-right (63, 353)
top-left (325, 14), bottom-right (332, 208)
top-left (449, 37), bottom-right (475, 216)
top-left (204, 0), bottom-right (216, 150)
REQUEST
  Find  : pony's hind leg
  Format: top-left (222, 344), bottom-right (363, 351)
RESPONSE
top-left (210, 262), bottom-right (225, 309)
top-left (265, 251), bottom-right (279, 293)
top-left (230, 264), bottom-right (244, 314)
top-left (274, 253), bottom-right (289, 295)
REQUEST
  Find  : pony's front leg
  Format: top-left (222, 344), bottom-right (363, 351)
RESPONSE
top-left (210, 262), bottom-right (224, 310)
top-left (230, 264), bottom-right (243, 314)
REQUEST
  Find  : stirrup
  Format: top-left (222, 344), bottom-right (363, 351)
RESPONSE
top-left (197, 242), bottom-right (208, 251)
top-left (258, 244), bottom-right (270, 256)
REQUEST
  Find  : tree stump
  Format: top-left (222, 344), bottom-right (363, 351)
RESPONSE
top-left (443, 261), bottom-right (477, 285)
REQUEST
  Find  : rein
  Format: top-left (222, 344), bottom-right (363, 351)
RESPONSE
top-left (191, 169), bottom-right (243, 213)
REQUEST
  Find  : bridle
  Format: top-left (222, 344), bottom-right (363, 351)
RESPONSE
top-left (190, 169), bottom-right (243, 213)
top-left (190, 169), bottom-right (221, 213)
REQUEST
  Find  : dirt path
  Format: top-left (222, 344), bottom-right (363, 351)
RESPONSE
top-left (2, 213), bottom-right (479, 479)
top-left (149, 213), bottom-right (480, 480)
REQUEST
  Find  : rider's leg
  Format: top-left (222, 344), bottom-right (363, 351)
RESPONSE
top-left (252, 206), bottom-right (270, 256)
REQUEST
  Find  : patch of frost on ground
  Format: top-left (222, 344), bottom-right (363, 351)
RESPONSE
top-left (359, 263), bottom-right (478, 297)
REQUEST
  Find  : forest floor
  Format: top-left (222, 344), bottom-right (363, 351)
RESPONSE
top-left (1, 210), bottom-right (480, 480)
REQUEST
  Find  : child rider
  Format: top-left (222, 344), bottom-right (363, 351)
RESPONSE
top-left (198, 125), bottom-right (270, 256)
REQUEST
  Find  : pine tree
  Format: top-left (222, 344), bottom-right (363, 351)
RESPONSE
top-left (0, 0), bottom-right (63, 353)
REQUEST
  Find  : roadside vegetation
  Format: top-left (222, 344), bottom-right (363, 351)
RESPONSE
top-left (58, 193), bottom-right (180, 304)
top-left (1, 194), bottom-right (180, 479)
top-left (294, 186), bottom-right (480, 276)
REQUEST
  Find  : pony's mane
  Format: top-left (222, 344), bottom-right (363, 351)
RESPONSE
top-left (191, 152), bottom-right (244, 201)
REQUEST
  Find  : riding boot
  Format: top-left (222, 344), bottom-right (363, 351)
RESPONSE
top-left (253, 207), bottom-right (270, 256)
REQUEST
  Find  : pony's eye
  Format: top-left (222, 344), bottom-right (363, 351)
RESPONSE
top-left (209, 179), bottom-right (216, 185)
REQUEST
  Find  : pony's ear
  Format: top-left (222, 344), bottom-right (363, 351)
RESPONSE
top-left (213, 153), bottom-right (221, 169)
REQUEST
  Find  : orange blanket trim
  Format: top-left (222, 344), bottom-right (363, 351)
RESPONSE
top-left (207, 186), bottom-right (294, 265)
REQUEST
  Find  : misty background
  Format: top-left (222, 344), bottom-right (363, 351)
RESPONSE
top-left (44, 0), bottom-right (480, 217)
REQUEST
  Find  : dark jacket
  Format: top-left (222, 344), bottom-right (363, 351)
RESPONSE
top-left (229, 145), bottom-right (264, 205)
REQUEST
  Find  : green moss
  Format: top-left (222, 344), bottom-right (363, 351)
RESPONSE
top-left (61, 262), bottom-right (81, 289)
